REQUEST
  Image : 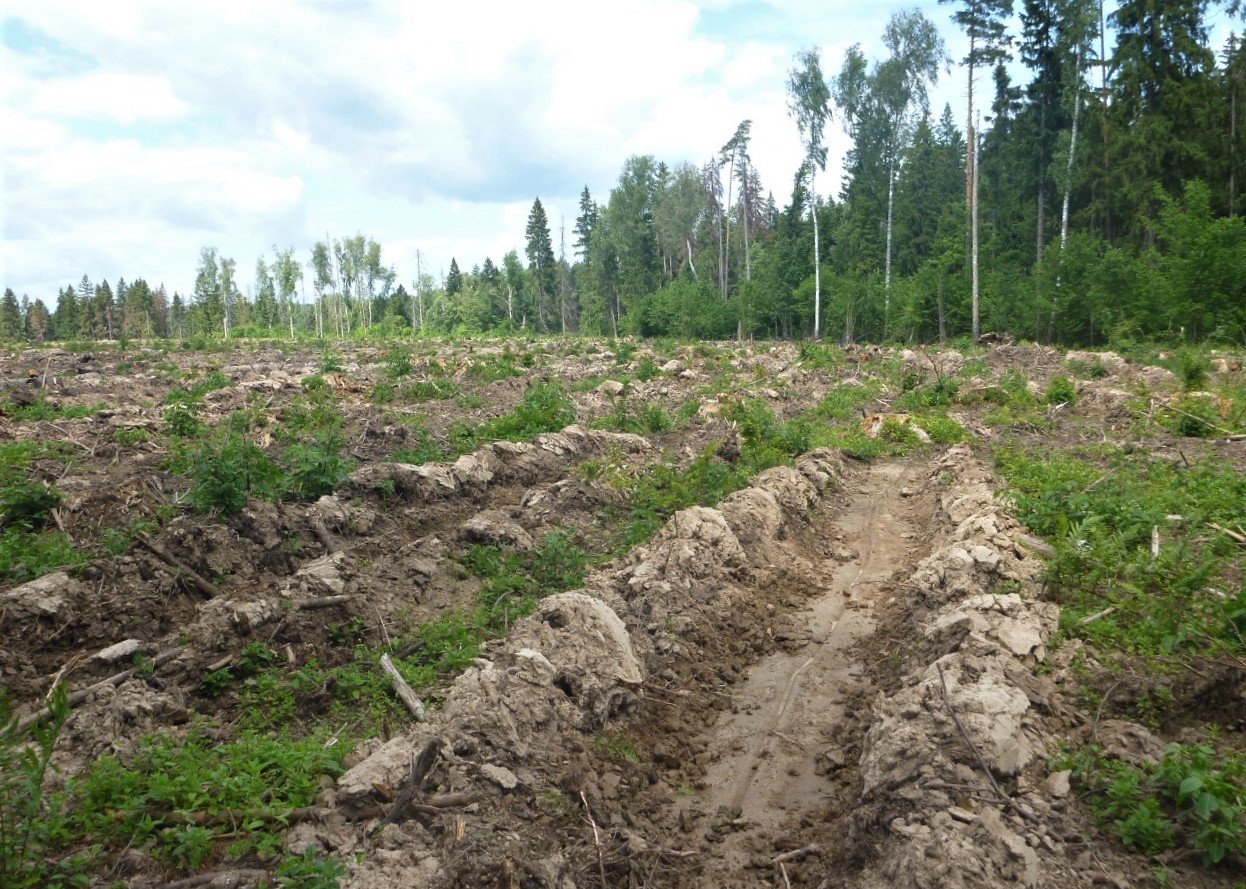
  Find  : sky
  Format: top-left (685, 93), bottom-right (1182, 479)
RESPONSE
top-left (0, 1), bottom-right (1237, 303)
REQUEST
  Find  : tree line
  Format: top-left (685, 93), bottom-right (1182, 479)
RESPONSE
top-left (5, 0), bottom-right (1244, 346)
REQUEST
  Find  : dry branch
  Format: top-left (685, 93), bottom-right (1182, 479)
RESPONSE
top-left (294, 594), bottom-right (357, 610)
top-left (936, 662), bottom-right (1036, 823)
top-left (136, 533), bottom-right (217, 598)
top-left (370, 740), bottom-right (440, 836)
top-left (1208, 523), bottom-right (1246, 548)
top-left (158, 869), bottom-right (271, 889)
top-left (581, 790), bottom-right (609, 889)
top-left (380, 653), bottom-right (425, 720)
top-left (18, 646), bottom-right (185, 732)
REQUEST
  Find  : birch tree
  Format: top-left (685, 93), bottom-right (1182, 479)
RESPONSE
top-left (787, 49), bottom-right (832, 339)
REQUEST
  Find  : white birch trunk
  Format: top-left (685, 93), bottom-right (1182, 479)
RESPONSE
top-left (811, 166), bottom-right (821, 340)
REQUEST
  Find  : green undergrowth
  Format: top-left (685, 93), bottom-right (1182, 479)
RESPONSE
top-left (0, 399), bottom-right (104, 422)
top-left (995, 447), bottom-right (1246, 656)
top-left (999, 445), bottom-right (1246, 870)
top-left (0, 442), bottom-right (84, 583)
top-left (387, 380), bottom-right (577, 467)
top-left (1053, 743), bottom-right (1246, 867)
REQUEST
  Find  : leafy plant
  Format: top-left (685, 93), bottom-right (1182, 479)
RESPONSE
top-left (1045, 375), bottom-right (1078, 405)
top-left (185, 430), bottom-right (281, 516)
top-left (1, 685), bottom-right (71, 889)
top-left (283, 433), bottom-right (354, 501)
top-left (1058, 743), bottom-right (1246, 865)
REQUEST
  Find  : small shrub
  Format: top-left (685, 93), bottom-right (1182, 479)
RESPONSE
top-left (283, 433), bottom-right (354, 501)
top-left (1045, 375), bottom-right (1078, 405)
top-left (186, 431), bottom-right (281, 516)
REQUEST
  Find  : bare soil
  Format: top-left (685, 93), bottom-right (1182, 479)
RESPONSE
top-left (2, 339), bottom-right (1243, 888)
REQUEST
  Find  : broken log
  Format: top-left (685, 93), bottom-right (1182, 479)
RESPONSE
top-left (380, 653), bottom-right (425, 720)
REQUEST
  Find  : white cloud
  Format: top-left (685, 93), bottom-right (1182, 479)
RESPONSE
top-left (2, 0), bottom-right (975, 300)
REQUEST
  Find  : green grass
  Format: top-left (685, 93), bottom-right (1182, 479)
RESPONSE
top-left (2, 399), bottom-right (104, 421)
top-left (996, 447), bottom-right (1246, 656)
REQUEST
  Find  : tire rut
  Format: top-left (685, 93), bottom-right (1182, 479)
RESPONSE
top-left (677, 459), bottom-right (929, 884)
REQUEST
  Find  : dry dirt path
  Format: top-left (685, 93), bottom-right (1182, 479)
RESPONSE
top-left (678, 459), bottom-right (927, 886)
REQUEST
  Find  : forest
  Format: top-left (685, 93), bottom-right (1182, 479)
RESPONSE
top-left (4, 0), bottom-right (1246, 348)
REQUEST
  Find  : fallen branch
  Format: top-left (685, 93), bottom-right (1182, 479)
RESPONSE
top-left (1078, 606), bottom-right (1116, 627)
top-left (1155, 400), bottom-right (1236, 437)
top-left (936, 662), bottom-right (1036, 823)
top-left (1208, 523), bottom-right (1246, 548)
top-left (311, 517), bottom-right (339, 554)
top-left (158, 869), bottom-right (271, 889)
top-left (773, 843), bottom-right (821, 864)
top-left (294, 594), bottom-right (358, 610)
top-left (380, 653), bottom-right (425, 720)
top-left (18, 647), bottom-right (185, 732)
top-left (581, 790), bottom-right (609, 889)
top-left (370, 740), bottom-right (440, 836)
top-left (136, 533), bottom-right (217, 598)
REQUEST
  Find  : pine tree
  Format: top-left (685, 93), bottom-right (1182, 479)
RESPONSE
top-left (0, 289), bottom-right (22, 340)
top-left (446, 258), bottom-right (463, 295)
top-left (254, 258), bottom-right (277, 329)
top-left (525, 198), bottom-right (556, 331)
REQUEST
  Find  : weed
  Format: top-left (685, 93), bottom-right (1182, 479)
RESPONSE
top-left (996, 448), bottom-right (1246, 656)
top-left (185, 430), bottom-right (282, 516)
top-left (319, 352), bottom-right (343, 372)
top-left (283, 433), bottom-right (354, 501)
top-left (162, 402), bottom-right (204, 437)
top-left (68, 729), bottom-right (347, 873)
top-left (635, 356), bottom-right (660, 381)
top-left (1, 685), bottom-right (71, 889)
top-left (1045, 375), bottom-right (1078, 405)
top-left (595, 733), bottom-right (640, 764)
top-left (3, 398), bottom-right (103, 421)
top-left (592, 401), bottom-right (672, 435)
top-left (384, 348), bottom-right (413, 379)
top-left (1056, 743), bottom-right (1246, 865)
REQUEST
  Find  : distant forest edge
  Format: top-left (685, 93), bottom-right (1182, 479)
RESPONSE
top-left (5, 1), bottom-right (1246, 347)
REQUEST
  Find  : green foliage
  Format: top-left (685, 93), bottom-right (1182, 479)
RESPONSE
top-left (185, 430), bottom-right (281, 516)
top-left (282, 433), bottom-right (354, 501)
top-left (995, 448), bottom-right (1246, 655)
top-left (468, 381), bottom-right (575, 446)
top-left (1045, 375), bottom-right (1078, 405)
top-left (400, 379), bottom-right (459, 401)
top-left (162, 402), bottom-right (204, 437)
top-left (3, 399), bottom-right (102, 421)
top-left (618, 447), bottom-right (750, 547)
top-left (0, 480), bottom-right (60, 531)
top-left (1058, 743), bottom-right (1246, 865)
top-left (0, 527), bottom-right (82, 583)
top-left (465, 353), bottom-right (521, 382)
top-left (1178, 351), bottom-right (1210, 391)
top-left (318, 352), bottom-right (342, 372)
top-left (592, 400), bottom-right (671, 435)
top-left (634, 356), bottom-right (660, 381)
top-left (67, 729), bottom-right (346, 872)
top-left (383, 348), bottom-right (413, 379)
top-left (1, 684), bottom-right (72, 889)
top-left (164, 370), bottom-right (229, 405)
top-left (721, 399), bottom-right (811, 473)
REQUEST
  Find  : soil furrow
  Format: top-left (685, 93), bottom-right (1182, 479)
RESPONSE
top-left (675, 459), bottom-right (926, 885)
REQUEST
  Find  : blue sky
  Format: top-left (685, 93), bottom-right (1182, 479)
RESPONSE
top-left (0, 1), bottom-right (1236, 303)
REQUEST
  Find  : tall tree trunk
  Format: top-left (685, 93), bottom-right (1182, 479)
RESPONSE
top-left (686, 236), bottom-right (698, 279)
top-left (937, 276), bottom-right (946, 344)
top-left (1231, 45), bottom-right (1238, 218)
top-left (966, 40), bottom-right (980, 341)
top-left (884, 148), bottom-right (897, 330)
top-left (1051, 44), bottom-right (1085, 340)
top-left (723, 153), bottom-right (735, 299)
top-left (811, 167), bottom-right (821, 340)
top-left (741, 166), bottom-right (752, 282)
